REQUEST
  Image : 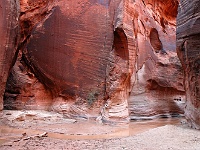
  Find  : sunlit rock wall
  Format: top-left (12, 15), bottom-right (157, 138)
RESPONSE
top-left (2, 0), bottom-right (185, 123)
top-left (177, 0), bottom-right (200, 129)
top-left (127, 0), bottom-right (185, 119)
top-left (4, 0), bottom-right (132, 122)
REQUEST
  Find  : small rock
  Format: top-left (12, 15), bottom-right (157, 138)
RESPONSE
top-left (15, 116), bottom-right (25, 121)
top-left (5, 113), bottom-right (12, 115)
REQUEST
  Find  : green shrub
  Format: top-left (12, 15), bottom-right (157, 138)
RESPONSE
top-left (87, 90), bottom-right (99, 106)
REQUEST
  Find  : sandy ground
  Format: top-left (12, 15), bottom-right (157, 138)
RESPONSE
top-left (0, 110), bottom-right (200, 150)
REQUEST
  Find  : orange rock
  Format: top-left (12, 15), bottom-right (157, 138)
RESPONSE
top-left (2, 0), bottom-right (186, 123)
top-left (127, 0), bottom-right (184, 119)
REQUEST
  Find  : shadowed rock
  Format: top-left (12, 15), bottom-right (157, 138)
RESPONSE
top-left (0, 0), bottom-right (20, 110)
top-left (177, 0), bottom-right (200, 129)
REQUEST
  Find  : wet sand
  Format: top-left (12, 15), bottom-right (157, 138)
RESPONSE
top-left (0, 110), bottom-right (199, 150)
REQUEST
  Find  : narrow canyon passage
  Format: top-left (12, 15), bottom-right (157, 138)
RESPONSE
top-left (2, 0), bottom-right (184, 122)
top-left (1, 0), bottom-right (200, 149)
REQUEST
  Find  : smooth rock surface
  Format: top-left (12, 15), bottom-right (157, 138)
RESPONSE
top-left (0, 0), bottom-right (20, 110)
top-left (177, 0), bottom-right (200, 129)
top-left (5, 0), bottom-right (131, 122)
top-left (2, 0), bottom-right (186, 123)
top-left (127, 0), bottom-right (185, 119)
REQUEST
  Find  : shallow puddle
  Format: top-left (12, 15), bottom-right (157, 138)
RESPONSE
top-left (129, 117), bottom-right (182, 136)
top-left (0, 117), bottom-right (184, 144)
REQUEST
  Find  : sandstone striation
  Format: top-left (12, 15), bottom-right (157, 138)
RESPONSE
top-left (4, 0), bottom-right (132, 122)
top-left (127, 0), bottom-right (185, 119)
top-left (177, 0), bottom-right (200, 129)
top-left (4, 0), bottom-right (55, 110)
top-left (0, 0), bottom-right (20, 111)
top-left (2, 0), bottom-right (186, 123)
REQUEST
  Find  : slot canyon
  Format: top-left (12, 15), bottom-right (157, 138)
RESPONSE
top-left (0, 0), bottom-right (200, 149)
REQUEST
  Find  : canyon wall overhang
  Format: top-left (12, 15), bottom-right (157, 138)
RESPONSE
top-left (4, 0), bottom-right (132, 122)
top-left (1, 0), bottom-right (185, 123)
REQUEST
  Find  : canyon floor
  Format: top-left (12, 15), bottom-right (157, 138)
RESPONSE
top-left (0, 110), bottom-right (200, 150)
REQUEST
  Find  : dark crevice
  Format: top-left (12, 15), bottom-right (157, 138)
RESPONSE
top-left (160, 17), bottom-right (165, 29)
top-left (147, 79), bottom-right (185, 93)
top-left (3, 2), bottom-right (56, 110)
top-left (113, 28), bottom-right (129, 60)
top-left (149, 28), bottom-right (163, 53)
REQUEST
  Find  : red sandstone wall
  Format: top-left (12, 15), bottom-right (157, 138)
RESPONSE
top-left (177, 0), bottom-right (200, 129)
top-left (0, 0), bottom-right (20, 110)
top-left (4, 0), bottom-right (132, 122)
top-left (1, 0), bottom-right (185, 123)
top-left (126, 0), bottom-right (185, 119)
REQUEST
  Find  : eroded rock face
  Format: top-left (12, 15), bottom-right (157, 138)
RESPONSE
top-left (4, 51), bottom-right (53, 110)
top-left (0, 0), bottom-right (20, 110)
top-left (177, 0), bottom-right (200, 129)
top-left (127, 0), bottom-right (185, 119)
top-left (4, 0), bottom-right (55, 110)
top-left (3, 0), bottom-right (185, 122)
top-left (4, 0), bottom-right (132, 122)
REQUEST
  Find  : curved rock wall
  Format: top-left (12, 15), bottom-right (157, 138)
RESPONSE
top-left (127, 0), bottom-right (185, 119)
top-left (4, 0), bottom-right (55, 110)
top-left (177, 0), bottom-right (200, 129)
top-left (4, 0), bottom-right (132, 122)
top-left (2, 0), bottom-right (186, 123)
